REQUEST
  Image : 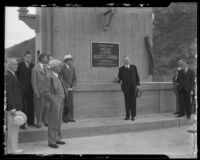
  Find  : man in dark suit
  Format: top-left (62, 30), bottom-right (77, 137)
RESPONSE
top-left (59, 54), bottom-right (77, 123)
top-left (177, 59), bottom-right (195, 119)
top-left (118, 56), bottom-right (140, 121)
top-left (16, 51), bottom-right (35, 128)
top-left (172, 59), bottom-right (183, 115)
top-left (6, 58), bottom-right (23, 153)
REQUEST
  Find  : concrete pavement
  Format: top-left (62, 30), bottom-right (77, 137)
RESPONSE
top-left (15, 126), bottom-right (197, 158)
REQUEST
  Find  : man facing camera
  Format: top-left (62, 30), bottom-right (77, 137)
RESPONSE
top-left (59, 54), bottom-right (77, 123)
top-left (176, 59), bottom-right (195, 119)
top-left (44, 59), bottom-right (66, 148)
top-left (118, 56), bottom-right (140, 121)
top-left (16, 51), bottom-right (35, 129)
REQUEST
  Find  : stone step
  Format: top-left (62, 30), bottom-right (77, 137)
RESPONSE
top-left (19, 112), bottom-right (194, 143)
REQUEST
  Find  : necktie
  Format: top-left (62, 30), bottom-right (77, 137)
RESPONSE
top-left (43, 64), bottom-right (48, 74)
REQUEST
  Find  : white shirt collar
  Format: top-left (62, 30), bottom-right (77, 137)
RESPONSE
top-left (66, 64), bottom-right (69, 69)
top-left (39, 63), bottom-right (43, 69)
top-left (8, 69), bottom-right (15, 76)
top-left (178, 67), bottom-right (182, 70)
top-left (125, 64), bottom-right (130, 68)
top-left (52, 71), bottom-right (58, 78)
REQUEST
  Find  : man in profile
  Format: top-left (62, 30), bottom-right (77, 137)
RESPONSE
top-left (172, 59), bottom-right (183, 115)
top-left (44, 59), bottom-right (66, 148)
top-left (118, 56), bottom-right (140, 121)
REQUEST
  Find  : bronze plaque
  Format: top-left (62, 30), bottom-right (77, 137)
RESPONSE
top-left (92, 42), bottom-right (119, 67)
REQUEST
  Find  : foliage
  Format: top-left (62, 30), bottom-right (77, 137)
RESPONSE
top-left (152, 2), bottom-right (197, 80)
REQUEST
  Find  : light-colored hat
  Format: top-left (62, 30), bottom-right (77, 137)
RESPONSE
top-left (49, 59), bottom-right (61, 68)
top-left (64, 54), bottom-right (73, 60)
top-left (13, 111), bottom-right (27, 126)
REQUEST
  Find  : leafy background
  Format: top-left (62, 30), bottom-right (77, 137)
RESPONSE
top-left (5, 3), bottom-right (197, 82)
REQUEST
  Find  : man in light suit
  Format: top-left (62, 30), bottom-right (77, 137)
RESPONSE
top-left (176, 59), bottom-right (195, 119)
top-left (31, 54), bottom-right (50, 128)
top-left (118, 56), bottom-right (140, 121)
top-left (59, 54), bottom-right (77, 123)
top-left (16, 51), bottom-right (35, 129)
top-left (44, 59), bottom-right (66, 148)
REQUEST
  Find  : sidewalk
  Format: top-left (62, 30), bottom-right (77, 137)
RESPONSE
top-left (16, 126), bottom-right (197, 158)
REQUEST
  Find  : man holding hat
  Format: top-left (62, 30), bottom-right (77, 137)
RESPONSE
top-left (59, 54), bottom-right (77, 123)
top-left (5, 58), bottom-right (25, 154)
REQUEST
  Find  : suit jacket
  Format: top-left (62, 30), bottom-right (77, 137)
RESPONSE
top-left (177, 68), bottom-right (195, 92)
top-left (172, 68), bottom-right (181, 87)
top-left (59, 65), bottom-right (77, 89)
top-left (118, 65), bottom-right (140, 91)
top-left (44, 72), bottom-right (65, 104)
top-left (31, 63), bottom-right (51, 107)
top-left (6, 71), bottom-right (23, 111)
top-left (16, 61), bottom-right (34, 94)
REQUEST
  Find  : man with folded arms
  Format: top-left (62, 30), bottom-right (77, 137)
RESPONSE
top-left (44, 59), bottom-right (66, 148)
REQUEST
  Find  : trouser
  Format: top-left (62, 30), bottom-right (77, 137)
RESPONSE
top-left (174, 86), bottom-right (180, 113)
top-left (63, 90), bottom-right (74, 121)
top-left (123, 86), bottom-right (136, 118)
top-left (34, 96), bottom-right (48, 125)
top-left (22, 89), bottom-right (34, 125)
top-left (48, 99), bottom-right (64, 145)
top-left (179, 89), bottom-right (191, 118)
top-left (6, 111), bottom-right (20, 153)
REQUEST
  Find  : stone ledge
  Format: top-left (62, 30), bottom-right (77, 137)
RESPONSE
top-left (74, 82), bottom-right (174, 92)
top-left (19, 113), bottom-right (194, 143)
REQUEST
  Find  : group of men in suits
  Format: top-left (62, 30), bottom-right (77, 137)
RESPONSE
top-left (173, 59), bottom-right (195, 119)
top-left (5, 51), bottom-right (77, 149)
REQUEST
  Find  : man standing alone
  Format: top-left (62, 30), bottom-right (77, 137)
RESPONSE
top-left (177, 59), bottom-right (195, 119)
top-left (16, 51), bottom-right (35, 128)
top-left (118, 56), bottom-right (140, 121)
top-left (59, 54), bottom-right (77, 123)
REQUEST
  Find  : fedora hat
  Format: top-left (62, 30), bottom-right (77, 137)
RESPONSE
top-left (13, 111), bottom-right (27, 126)
top-left (64, 54), bottom-right (73, 60)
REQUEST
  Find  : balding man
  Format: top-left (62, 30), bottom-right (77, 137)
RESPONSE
top-left (5, 59), bottom-right (23, 153)
top-left (118, 56), bottom-right (140, 121)
top-left (44, 59), bottom-right (66, 148)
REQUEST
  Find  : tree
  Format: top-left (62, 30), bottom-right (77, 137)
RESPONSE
top-left (152, 2), bottom-right (197, 80)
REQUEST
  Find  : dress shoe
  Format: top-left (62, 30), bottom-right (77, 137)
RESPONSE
top-left (28, 124), bottom-right (36, 127)
top-left (63, 120), bottom-right (68, 123)
top-left (131, 117), bottom-right (135, 121)
top-left (174, 112), bottom-right (179, 115)
top-left (187, 116), bottom-right (191, 120)
top-left (48, 144), bottom-right (59, 148)
top-left (124, 117), bottom-right (129, 120)
top-left (44, 123), bottom-right (48, 127)
top-left (36, 124), bottom-right (42, 128)
top-left (56, 140), bottom-right (66, 145)
top-left (20, 125), bottom-right (27, 130)
top-left (13, 149), bottom-right (23, 154)
top-left (69, 119), bottom-right (76, 122)
top-left (176, 114), bottom-right (185, 118)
